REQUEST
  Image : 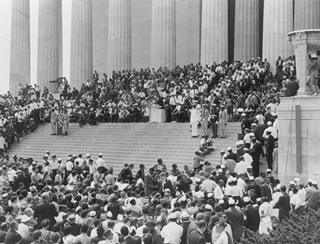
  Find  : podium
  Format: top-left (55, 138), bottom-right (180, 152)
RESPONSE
top-left (149, 105), bottom-right (166, 123)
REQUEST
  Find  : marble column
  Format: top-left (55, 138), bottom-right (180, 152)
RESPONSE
top-left (263, 0), bottom-right (293, 72)
top-left (150, 0), bottom-right (176, 69)
top-left (234, 0), bottom-right (259, 61)
top-left (201, 0), bottom-right (228, 65)
top-left (107, 0), bottom-right (131, 76)
top-left (70, 0), bottom-right (93, 89)
top-left (37, 0), bottom-right (62, 92)
top-left (10, 0), bottom-right (30, 97)
top-left (294, 0), bottom-right (320, 30)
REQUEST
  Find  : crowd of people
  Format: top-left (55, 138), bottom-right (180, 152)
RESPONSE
top-left (0, 54), bottom-right (319, 244)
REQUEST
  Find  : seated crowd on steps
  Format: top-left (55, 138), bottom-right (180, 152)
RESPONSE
top-left (0, 55), bottom-right (313, 244)
top-left (0, 56), bottom-right (298, 152)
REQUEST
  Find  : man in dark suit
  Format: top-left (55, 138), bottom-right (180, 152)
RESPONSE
top-left (188, 220), bottom-right (206, 244)
top-left (160, 172), bottom-right (175, 197)
top-left (275, 185), bottom-right (290, 221)
top-left (34, 192), bottom-right (58, 230)
top-left (260, 177), bottom-right (273, 202)
top-left (225, 198), bottom-right (244, 242)
top-left (265, 131), bottom-right (275, 170)
top-left (4, 221), bottom-right (21, 244)
top-left (68, 214), bottom-right (81, 236)
top-left (243, 197), bottom-right (260, 232)
top-left (305, 183), bottom-right (320, 212)
top-left (227, 147), bottom-right (237, 162)
top-left (145, 168), bottom-right (156, 196)
top-left (250, 137), bottom-right (265, 177)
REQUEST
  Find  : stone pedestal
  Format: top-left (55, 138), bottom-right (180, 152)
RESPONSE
top-left (37, 0), bottom-right (62, 92)
top-left (287, 30), bottom-right (320, 95)
top-left (10, 0), bottom-right (30, 97)
top-left (277, 96), bottom-right (320, 185)
top-left (150, 0), bottom-right (176, 69)
top-left (234, 0), bottom-right (259, 61)
top-left (107, 0), bottom-right (131, 76)
top-left (294, 0), bottom-right (320, 30)
top-left (70, 0), bottom-right (93, 89)
top-left (200, 0), bottom-right (228, 65)
top-left (263, 0), bottom-right (293, 72)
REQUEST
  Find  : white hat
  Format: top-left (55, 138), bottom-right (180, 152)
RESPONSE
top-left (267, 121), bottom-right (272, 126)
top-left (228, 198), bottom-right (235, 205)
top-left (256, 198), bottom-right (262, 202)
top-left (294, 178), bottom-right (300, 183)
top-left (21, 215), bottom-right (30, 223)
top-left (86, 153), bottom-right (91, 158)
top-left (107, 211), bottom-right (113, 218)
top-left (221, 165), bottom-right (226, 169)
top-left (164, 188), bottom-right (171, 193)
top-left (168, 212), bottom-right (177, 219)
top-left (196, 192), bottom-right (205, 199)
top-left (99, 153), bottom-right (103, 156)
top-left (181, 211), bottom-right (190, 220)
top-left (205, 204), bottom-right (213, 210)
top-left (223, 154), bottom-right (228, 159)
top-left (217, 169), bottom-right (223, 173)
top-left (247, 165), bottom-right (252, 169)
top-left (218, 199), bottom-right (224, 205)
top-left (312, 181), bottom-right (318, 185)
top-left (227, 147), bottom-right (232, 151)
top-left (243, 197), bottom-right (250, 203)
top-left (58, 158), bottom-right (62, 161)
top-left (89, 211), bottom-right (96, 217)
top-left (196, 178), bottom-right (201, 183)
top-left (207, 193), bottom-right (213, 198)
top-left (249, 176), bottom-right (254, 181)
top-left (249, 132), bottom-right (255, 137)
top-left (289, 181), bottom-right (295, 185)
top-left (43, 154), bottom-right (48, 158)
top-left (266, 169), bottom-right (271, 172)
top-left (308, 178), bottom-right (313, 183)
top-left (180, 196), bottom-right (187, 202)
top-left (276, 184), bottom-right (281, 190)
top-left (220, 150), bottom-right (225, 153)
top-left (63, 235), bottom-right (75, 244)
top-left (46, 150), bottom-right (50, 154)
top-left (232, 178), bottom-right (237, 182)
top-left (117, 214), bottom-right (123, 222)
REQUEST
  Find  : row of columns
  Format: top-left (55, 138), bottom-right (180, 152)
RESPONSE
top-left (9, 0), bottom-right (320, 95)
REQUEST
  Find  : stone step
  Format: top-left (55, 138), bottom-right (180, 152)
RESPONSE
top-left (9, 122), bottom-right (241, 174)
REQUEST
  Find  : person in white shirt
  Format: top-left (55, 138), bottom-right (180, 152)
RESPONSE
top-left (17, 215), bottom-right (30, 238)
top-left (161, 212), bottom-right (183, 244)
top-left (96, 153), bottom-right (106, 169)
top-left (214, 180), bottom-right (225, 201)
top-left (190, 105), bottom-right (201, 138)
top-left (294, 182), bottom-right (306, 214)
top-left (212, 221), bottom-right (230, 244)
top-left (243, 148), bottom-right (253, 167)
top-left (263, 121), bottom-right (278, 139)
top-left (234, 156), bottom-right (248, 175)
top-left (201, 173), bottom-right (217, 193)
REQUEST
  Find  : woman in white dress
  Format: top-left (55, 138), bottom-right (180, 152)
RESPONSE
top-left (259, 197), bottom-right (273, 234)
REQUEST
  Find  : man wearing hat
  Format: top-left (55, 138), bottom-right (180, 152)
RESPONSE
top-left (161, 212), bottom-right (183, 244)
top-left (218, 104), bottom-right (227, 138)
top-left (308, 53), bottom-right (320, 96)
top-left (243, 196), bottom-right (260, 232)
top-left (225, 198), bottom-right (244, 242)
top-left (201, 103), bottom-right (210, 137)
top-left (180, 211), bottom-right (191, 244)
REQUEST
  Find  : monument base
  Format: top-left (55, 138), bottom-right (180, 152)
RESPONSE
top-left (277, 96), bottom-right (320, 185)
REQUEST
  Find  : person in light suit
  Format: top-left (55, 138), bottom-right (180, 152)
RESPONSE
top-left (219, 104), bottom-right (227, 138)
top-left (50, 108), bottom-right (58, 135)
top-left (190, 104), bottom-right (201, 138)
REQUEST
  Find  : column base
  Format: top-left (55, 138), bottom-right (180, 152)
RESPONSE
top-left (277, 96), bottom-right (320, 185)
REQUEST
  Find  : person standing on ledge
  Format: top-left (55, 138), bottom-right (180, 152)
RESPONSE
top-left (308, 53), bottom-right (320, 96)
top-left (285, 76), bottom-right (299, 97)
